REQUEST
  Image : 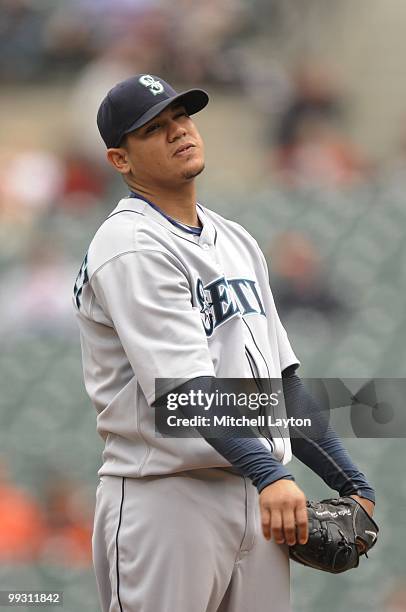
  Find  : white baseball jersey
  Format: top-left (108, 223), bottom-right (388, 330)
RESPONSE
top-left (73, 196), bottom-right (299, 478)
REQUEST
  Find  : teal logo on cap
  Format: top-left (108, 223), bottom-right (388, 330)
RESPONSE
top-left (139, 75), bottom-right (164, 96)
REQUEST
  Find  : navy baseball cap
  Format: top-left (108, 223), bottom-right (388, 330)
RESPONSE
top-left (97, 74), bottom-right (209, 148)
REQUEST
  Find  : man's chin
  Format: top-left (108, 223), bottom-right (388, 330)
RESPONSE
top-left (182, 162), bottom-right (205, 181)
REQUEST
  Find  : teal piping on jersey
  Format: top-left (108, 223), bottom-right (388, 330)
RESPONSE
top-left (128, 191), bottom-right (203, 236)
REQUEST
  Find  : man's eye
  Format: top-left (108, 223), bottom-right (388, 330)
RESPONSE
top-left (146, 123), bottom-right (160, 134)
top-left (172, 110), bottom-right (189, 120)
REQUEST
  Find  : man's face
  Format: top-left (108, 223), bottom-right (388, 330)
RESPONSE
top-left (121, 103), bottom-right (205, 189)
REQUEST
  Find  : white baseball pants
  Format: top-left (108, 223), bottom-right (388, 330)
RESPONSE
top-left (92, 468), bottom-right (291, 612)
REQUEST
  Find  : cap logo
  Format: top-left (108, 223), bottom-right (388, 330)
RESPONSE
top-left (139, 75), bottom-right (164, 96)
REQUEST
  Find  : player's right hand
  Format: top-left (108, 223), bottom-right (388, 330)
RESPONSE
top-left (259, 479), bottom-right (308, 546)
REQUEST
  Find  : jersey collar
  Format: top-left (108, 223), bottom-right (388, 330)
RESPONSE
top-left (110, 193), bottom-right (217, 247)
top-left (128, 191), bottom-right (202, 236)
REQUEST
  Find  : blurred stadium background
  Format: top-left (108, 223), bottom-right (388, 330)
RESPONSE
top-left (1, 1), bottom-right (406, 610)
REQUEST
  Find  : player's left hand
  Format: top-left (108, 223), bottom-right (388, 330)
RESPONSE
top-left (288, 496), bottom-right (379, 572)
top-left (349, 495), bottom-right (375, 517)
top-left (349, 495), bottom-right (375, 553)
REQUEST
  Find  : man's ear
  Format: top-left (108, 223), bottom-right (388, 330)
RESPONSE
top-left (106, 147), bottom-right (130, 175)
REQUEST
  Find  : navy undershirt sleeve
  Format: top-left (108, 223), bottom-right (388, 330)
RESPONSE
top-left (155, 372), bottom-right (375, 502)
top-left (282, 366), bottom-right (376, 504)
top-left (155, 376), bottom-right (294, 493)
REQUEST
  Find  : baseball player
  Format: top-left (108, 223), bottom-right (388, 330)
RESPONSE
top-left (73, 74), bottom-right (375, 612)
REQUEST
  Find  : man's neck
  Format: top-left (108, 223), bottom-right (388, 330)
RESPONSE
top-left (128, 181), bottom-right (200, 227)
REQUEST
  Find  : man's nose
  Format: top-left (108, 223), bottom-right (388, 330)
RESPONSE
top-left (168, 119), bottom-right (186, 141)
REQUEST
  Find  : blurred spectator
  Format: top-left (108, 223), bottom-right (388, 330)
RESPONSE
top-left (59, 150), bottom-right (108, 214)
top-left (0, 148), bottom-right (65, 258)
top-left (0, 147), bottom-right (104, 256)
top-left (0, 459), bottom-right (45, 562)
top-left (240, 57), bottom-right (293, 115)
top-left (1, 0), bottom-right (252, 89)
top-left (45, 0), bottom-right (162, 52)
top-left (269, 61), bottom-right (368, 188)
top-left (0, 0), bottom-right (46, 82)
top-left (39, 478), bottom-right (93, 567)
top-left (165, 0), bottom-right (247, 85)
top-left (0, 237), bottom-right (77, 337)
top-left (268, 231), bottom-right (348, 319)
top-left (0, 148), bottom-right (64, 225)
top-left (275, 61), bottom-right (342, 149)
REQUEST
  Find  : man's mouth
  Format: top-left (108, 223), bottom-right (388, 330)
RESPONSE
top-left (174, 143), bottom-right (195, 156)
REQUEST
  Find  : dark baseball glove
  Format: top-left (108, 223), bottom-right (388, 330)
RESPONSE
top-left (289, 496), bottom-right (379, 573)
